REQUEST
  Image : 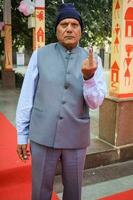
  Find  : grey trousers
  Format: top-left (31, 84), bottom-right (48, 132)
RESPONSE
top-left (30, 141), bottom-right (87, 200)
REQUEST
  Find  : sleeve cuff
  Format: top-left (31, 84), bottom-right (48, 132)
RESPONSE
top-left (17, 134), bottom-right (29, 144)
top-left (83, 76), bottom-right (96, 87)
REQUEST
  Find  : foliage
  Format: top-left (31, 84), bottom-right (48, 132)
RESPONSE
top-left (0, 0), bottom-right (112, 56)
top-left (0, 0), bottom-right (32, 55)
top-left (45, 0), bottom-right (112, 47)
top-left (11, 0), bottom-right (32, 51)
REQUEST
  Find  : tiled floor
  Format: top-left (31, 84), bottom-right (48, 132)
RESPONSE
top-left (0, 85), bottom-right (19, 126)
top-left (81, 174), bottom-right (133, 200)
top-left (56, 160), bottom-right (133, 200)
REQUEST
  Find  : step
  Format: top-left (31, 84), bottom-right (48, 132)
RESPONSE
top-left (56, 138), bottom-right (133, 175)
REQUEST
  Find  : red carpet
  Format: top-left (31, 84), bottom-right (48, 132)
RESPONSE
top-left (0, 112), bottom-right (59, 200)
top-left (98, 189), bottom-right (133, 200)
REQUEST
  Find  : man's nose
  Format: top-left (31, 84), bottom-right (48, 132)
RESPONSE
top-left (66, 24), bottom-right (73, 32)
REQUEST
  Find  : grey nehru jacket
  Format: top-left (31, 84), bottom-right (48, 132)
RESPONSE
top-left (29, 42), bottom-right (90, 149)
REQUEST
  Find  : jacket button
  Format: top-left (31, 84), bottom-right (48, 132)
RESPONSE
top-left (64, 85), bottom-right (68, 89)
top-left (59, 116), bottom-right (63, 120)
top-left (62, 101), bottom-right (66, 104)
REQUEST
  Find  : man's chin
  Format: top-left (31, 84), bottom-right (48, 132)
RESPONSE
top-left (63, 42), bottom-right (77, 49)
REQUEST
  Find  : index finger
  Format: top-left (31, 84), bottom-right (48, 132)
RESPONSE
top-left (88, 47), bottom-right (93, 66)
top-left (88, 47), bottom-right (93, 58)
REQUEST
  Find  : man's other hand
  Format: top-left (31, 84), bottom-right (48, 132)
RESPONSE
top-left (17, 144), bottom-right (30, 162)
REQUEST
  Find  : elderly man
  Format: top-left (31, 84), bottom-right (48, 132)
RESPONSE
top-left (16, 3), bottom-right (106, 200)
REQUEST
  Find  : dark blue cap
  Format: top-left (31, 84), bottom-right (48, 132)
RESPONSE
top-left (55, 3), bottom-right (83, 31)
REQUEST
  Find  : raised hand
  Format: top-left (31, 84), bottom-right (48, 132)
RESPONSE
top-left (81, 47), bottom-right (97, 80)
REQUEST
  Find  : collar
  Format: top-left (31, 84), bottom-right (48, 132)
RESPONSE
top-left (56, 42), bottom-right (79, 54)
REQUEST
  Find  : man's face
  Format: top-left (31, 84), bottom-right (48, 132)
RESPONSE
top-left (56, 18), bottom-right (82, 50)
